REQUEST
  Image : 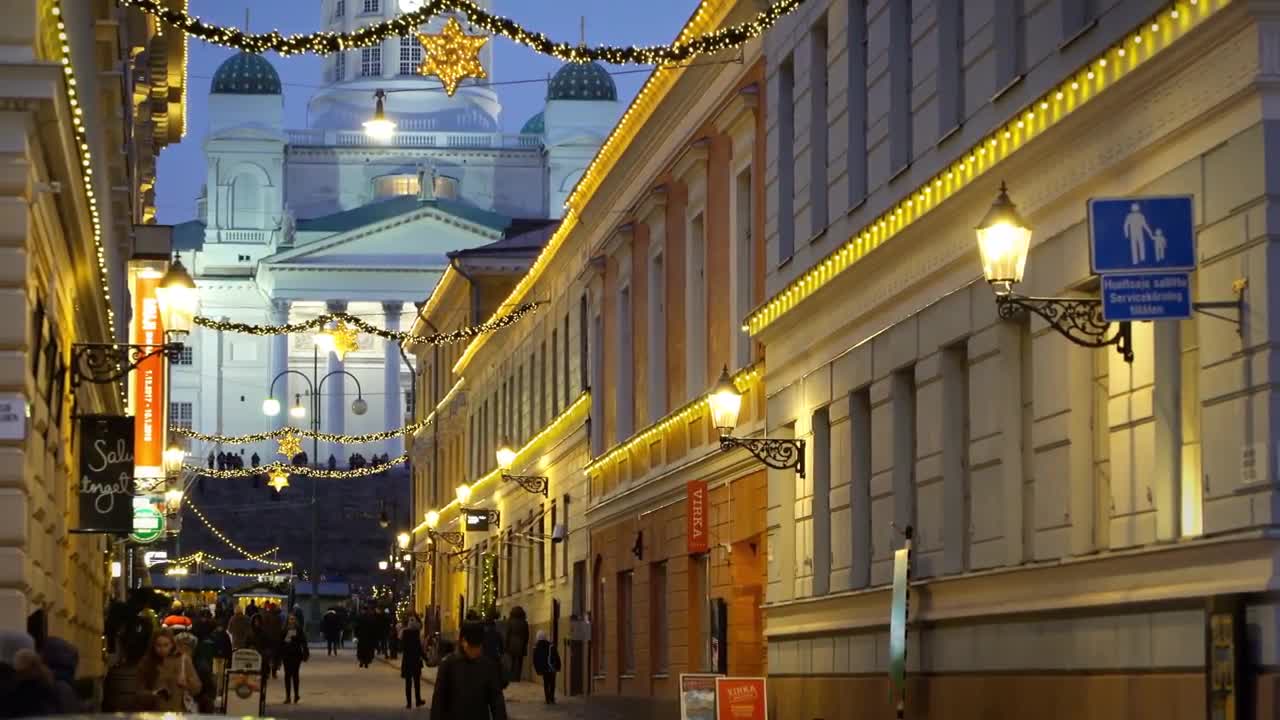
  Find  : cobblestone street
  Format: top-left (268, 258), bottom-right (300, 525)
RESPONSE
top-left (255, 645), bottom-right (623, 720)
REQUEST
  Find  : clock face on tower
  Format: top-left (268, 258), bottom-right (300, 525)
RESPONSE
top-left (399, 0), bottom-right (425, 11)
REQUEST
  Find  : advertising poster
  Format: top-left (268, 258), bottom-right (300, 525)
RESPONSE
top-left (679, 673), bottom-right (719, 720)
top-left (715, 677), bottom-right (767, 720)
top-left (223, 649), bottom-right (264, 715)
top-left (131, 271), bottom-right (164, 480)
top-left (75, 415), bottom-right (134, 533)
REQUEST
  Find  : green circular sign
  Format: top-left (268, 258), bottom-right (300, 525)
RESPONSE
top-left (130, 506), bottom-right (166, 544)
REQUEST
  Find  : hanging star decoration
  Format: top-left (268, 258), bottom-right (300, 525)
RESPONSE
top-left (417, 17), bottom-right (488, 96)
top-left (330, 320), bottom-right (360, 360)
top-left (277, 432), bottom-right (302, 460)
top-left (268, 469), bottom-right (291, 493)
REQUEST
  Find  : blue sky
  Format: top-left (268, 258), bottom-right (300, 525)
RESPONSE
top-left (154, 0), bottom-right (697, 224)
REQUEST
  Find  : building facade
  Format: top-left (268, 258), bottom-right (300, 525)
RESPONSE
top-left (756, 0), bottom-right (1280, 716)
top-left (0, 0), bottom-right (186, 676)
top-left (169, 0), bottom-right (620, 470)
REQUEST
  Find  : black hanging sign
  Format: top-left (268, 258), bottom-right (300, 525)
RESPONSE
top-left (75, 415), bottom-right (135, 534)
top-left (462, 508), bottom-right (499, 532)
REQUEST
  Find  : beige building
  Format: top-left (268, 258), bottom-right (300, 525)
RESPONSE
top-left (0, 0), bottom-right (185, 676)
top-left (756, 0), bottom-right (1280, 716)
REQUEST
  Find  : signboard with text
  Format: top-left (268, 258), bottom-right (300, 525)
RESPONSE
top-left (130, 505), bottom-right (165, 544)
top-left (679, 673), bottom-right (719, 720)
top-left (75, 415), bottom-right (134, 534)
top-left (715, 677), bottom-right (767, 720)
top-left (131, 271), bottom-right (165, 479)
top-left (687, 480), bottom-right (708, 554)
top-left (1100, 273), bottom-right (1192, 322)
top-left (463, 508), bottom-right (497, 532)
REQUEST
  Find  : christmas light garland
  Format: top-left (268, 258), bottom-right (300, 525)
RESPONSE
top-left (185, 499), bottom-right (292, 566)
top-left (173, 417), bottom-right (430, 445)
top-left (191, 303), bottom-right (539, 346)
top-left (187, 453), bottom-right (409, 479)
top-left (164, 549), bottom-right (294, 575)
top-left (116, 0), bottom-right (804, 63)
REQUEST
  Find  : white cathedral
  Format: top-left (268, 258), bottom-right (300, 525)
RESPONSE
top-left (170, 0), bottom-right (620, 466)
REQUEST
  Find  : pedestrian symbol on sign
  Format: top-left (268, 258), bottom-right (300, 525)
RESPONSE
top-left (1089, 196), bottom-right (1196, 274)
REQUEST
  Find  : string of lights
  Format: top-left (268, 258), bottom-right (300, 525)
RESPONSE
top-left (48, 0), bottom-right (118, 371)
top-left (116, 0), bottom-right (804, 63)
top-left (173, 417), bottom-right (430, 445)
top-left (191, 303), bottom-right (539, 346)
top-left (164, 550), bottom-right (293, 574)
top-left (184, 499), bottom-right (292, 566)
top-left (187, 453), bottom-right (409, 479)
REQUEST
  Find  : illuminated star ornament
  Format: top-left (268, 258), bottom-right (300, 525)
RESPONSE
top-left (417, 18), bottom-right (488, 96)
top-left (277, 433), bottom-right (302, 459)
top-left (268, 469), bottom-right (290, 493)
top-left (331, 320), bottom-right (360, 360)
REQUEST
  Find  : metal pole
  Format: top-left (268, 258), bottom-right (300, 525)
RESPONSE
top-left (310, 346), bottom-right (320, 633)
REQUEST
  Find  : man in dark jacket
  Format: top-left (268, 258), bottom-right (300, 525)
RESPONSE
top-left (503, 607), bottom-right (529, 683)
top-left (430, 622), bottom-right (507, 720)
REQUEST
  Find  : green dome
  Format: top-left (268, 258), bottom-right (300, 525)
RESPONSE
top-left (211, 52), bottom-right (281, 95)
top-left (547, 62), bottom-right (617, 102)
top-left (520, 111), bottom-right (544, 134)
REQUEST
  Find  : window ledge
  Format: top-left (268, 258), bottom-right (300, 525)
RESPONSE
top-left (1058, 19), bottom-right (1098, 51)
top-left (845, 195), bottom-right (867, 217)
top-left (806, 227), bottom-right (827, 247)
top-left (991, 74), bottom-right (1025, 103)
top-left (936, 124), bottom-right (963, 147)
top-left (888, 163), bottom-right (912, 184)
top-left (777, 253), bottom-right (794, 271)
top-left (620, 673), bottom-right (637, 679)
top-left (652, 673), bottom-right (670, 679)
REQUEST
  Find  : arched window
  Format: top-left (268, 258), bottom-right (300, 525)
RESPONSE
top-left (231, 172), bottom-right (264, 228)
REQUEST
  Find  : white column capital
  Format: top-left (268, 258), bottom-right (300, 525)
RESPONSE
top-left (382, 300), bottom-right (405, 318)
top-left (269, 298), bottom-right (291, 325)
top-left (326, 299), bottom-right (348, 314)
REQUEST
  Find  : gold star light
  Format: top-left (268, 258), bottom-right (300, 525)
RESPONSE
top-left (268, 469), bottom-right (290, 493)
top-left (331, 320), bottom-right (360, 360)
top-left (277, 432), bottom-right (302, 459)
top-left (417, 18), bottom-right (488, 96)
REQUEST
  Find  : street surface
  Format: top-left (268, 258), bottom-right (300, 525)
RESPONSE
top-left (255, 644), bottom-right (620, 720)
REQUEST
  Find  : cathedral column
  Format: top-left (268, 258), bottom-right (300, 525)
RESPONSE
top-left (383, 301), bottom-right (404, 458)
top-left (268, 300), bottom-right (291, 433)
top-left (325, 300), bottom-right (348, 466)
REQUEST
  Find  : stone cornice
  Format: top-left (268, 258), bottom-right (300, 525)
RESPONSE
top-left (671, 138), bottom-right (710, 187)
top-left (634, 185), bottom-right (668, 225)
top-left (712, 84), bottom-right (760, 139)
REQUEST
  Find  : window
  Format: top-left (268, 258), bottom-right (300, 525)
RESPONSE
top-left (334, 51), bottom-right (346, 82)
top-left (539, 340), bottom-right (547, 426)
top-left (1061, 0), bottom-right (1094, 43)
top-left (849, 388), bottom-right (872, 588)
top-left (809, 16), bottom-right (829, 233)
top-left (373, 174), bottom-right (420, 198)
top-left (169, 401), bottom-right (193, 430)
top-left (174, 345), bottom-right (194, 365)
top-left (563, 313), bottom-right (571, 407)
top-left (578, 295), bottom-right (589, 393)
top-left (995, 0), bottom-right (1024, 93)
top-left (650, 562), bottom-right (668, 674)
top-left (616, 285), bottom-right (634, 440)
top-left (334, 0), bottom-right (345, 18)
top-left (618, 571), bottom-right (635, 674)
top-left (686, 214), bottom-right (707, 398)
top-left (362, 0), bottom-right (379, 12)
top-left (593, 558), bottom-right (606, 675)
top-left (732, 168), bottom-right (753, 368)
top-left (561, 494), bottom-right (570, 576)
top-left (551, 328), bottom-right (559, 415)
top-left (889, 0), bottom-right (913, 173)
top-left (648, 249), bottom-right (666, 421)
top-left (691, 553), bottom-right (710, 671)
top-left (847, 0), bottom-right (867, 206)
top-left (777, 55), bottom-right (795, 262)
top-left (938, 1), bottom-right (964, 136)
top-left (941, 345), bottom-right (970, 573)
top-left (505, 531), bottom-right (514, 595)
top-left (399, 35), bottom-right (423, 75)
top-left (550, 502), bottom-right (558, 579)
top-left (537, 506), bottom-right (546, 584)
top-left (404, 389), bottom-right (414, 417)
top-left (811, 406), bottom-right (832, 596)
top-left (361, 46), bottom-right (382, 77)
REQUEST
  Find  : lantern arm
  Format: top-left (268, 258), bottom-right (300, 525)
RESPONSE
top-left (501, 473), bottom-right (549, 497)
top-left (995, 293), bottom-right (1133, 362)
top-left (718, 435), bottom-right (806, 478)
top-left (70, 340), bottom-right (186, 387)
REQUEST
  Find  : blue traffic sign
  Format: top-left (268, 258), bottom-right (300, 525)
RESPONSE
top-left (1089, 196), bottom-right (1196, 274)
top-left (1101, 272), bottom-right (1192, 322)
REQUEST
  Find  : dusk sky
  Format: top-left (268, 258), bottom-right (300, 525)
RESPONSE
top-left (155, 0), bottom-right (698, 224)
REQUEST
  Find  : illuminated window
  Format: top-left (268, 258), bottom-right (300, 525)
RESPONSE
top-left (361, 46), bottom-right (382, 77)
top-left (372, 174), bottom-right (420, 198)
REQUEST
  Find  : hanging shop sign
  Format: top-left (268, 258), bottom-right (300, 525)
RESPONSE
top-left (131, 270), bottom-right (165, 479)
top-left (463, 508), bottom-right (499, 532)
top-left (130, 505), bottom-right (165, 544)
top-left (715, 677), bottom-right (767, 720)
top-left (687, 480), bottom-right (708, 554)
top-left (75, 415), bottom-right (135, 534)
top-left (0, 393), bottom-right (27, 441)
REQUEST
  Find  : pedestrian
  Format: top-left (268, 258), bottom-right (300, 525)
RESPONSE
top-left (3, 646), bottom-right (60, 716)
top-left (399, 613), bottom-right (426, 709)
top-left (136, 628), bottom-right (192, 712)
top-left (257, 602), bottom-right (284, 679)
top-left (173, 632), bottom-right (203, 712)
top-left (481, 609), bottom-right (506, 688)
top-left (42, 636), bottom-right (84, 713)
top-left (227, 606), bottom-right (252, 650)
top-left (279, 614), bottom-right (309, 704)
top-left (503, 606), bottom-right (529, 683)
top-left (429, 622), bottom-right (507, 720)
top-left (322, 609), bottom-right (341, 656)
top-left (531, 631), bottom-right (560, 705)
top-left (355, 606), bottom-right (377, 668)
top-left (246, 600), bottom-right (259, 617)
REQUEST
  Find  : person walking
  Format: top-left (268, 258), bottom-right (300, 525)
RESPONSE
top-left (227, 607), bottom-right (251, 650)
top-left (279, 615), bottom-right (309, 704)
top-left (355, 606), bottom-right (377, 668)
top-left (429, 622), bottom-right (507, 720)
top-left (137, 628), bottom-right (196, 712)
top-left (503, 606), bottom-right (529, 683)
top-left (531, 631), bottom-right (560, 705)
top-left (481, 609), bottom-right (505, 687)
top-left (399, 613), bottom-right (426, 709)
top-left (322, 609), bottom-right (342, 656)
top-left (258, 603), bottom-right (284, 679)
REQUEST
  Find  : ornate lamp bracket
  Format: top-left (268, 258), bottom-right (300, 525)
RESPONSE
top-left (427, 530), bottom-right (464, 549)
top-left (995, 294), bottom-right (1133, 363)
top-left (70, 341), bottom-right (186, 387)
top-left (719, 435), bottom-right (806, 478)
top-left (501, 473), bottom-right (549, 497)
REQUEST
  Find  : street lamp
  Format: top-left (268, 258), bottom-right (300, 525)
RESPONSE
top-left (162, 442), bottom-right (186, 476)
top-left (378, 560), bottom-right (389, 571)
top-left (422, 509), bottom-right (464, 549)
top-left (455, 484), bottom-right (471, 505)
top-left (397, 532), bottom-right (411, 550)
top-left (289, 395), bottom-right (307, 419)
top-left (262, 397), bottom-right (282, 417)
top-left (425, 510), bottom-right (440, 529)
top-left (155, 256), bottom-right (199, 335)
top-left (495, 442), bottom-right (548, 497)
top-left (362, 89), bottom-right (396, 140)
top-left (709, 367), bottom-right (806, 477)
top-left (975, 182), bottom-right (1134, 363)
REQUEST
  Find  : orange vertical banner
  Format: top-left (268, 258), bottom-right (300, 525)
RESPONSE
top-left (687, 479), bottom-right (708, 554)
top-left (132, 273), bottom-right (164, 477)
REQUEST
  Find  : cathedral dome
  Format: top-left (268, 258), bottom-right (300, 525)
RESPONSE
top-left (520, 111), bottom-right (544, 134)
top-left (547, 62), bottom-right (616, 102)
top-left (211, 52), bottom-right (282, 95)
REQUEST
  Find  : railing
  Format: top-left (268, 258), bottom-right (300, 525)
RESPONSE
top-left (286, 129), bottom-right (542, 149)
top-left (223, 229), bottom-right (268, 243)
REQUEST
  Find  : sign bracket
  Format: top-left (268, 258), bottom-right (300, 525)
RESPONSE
top-left (1192, 279), bottom-right (1248, 336)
